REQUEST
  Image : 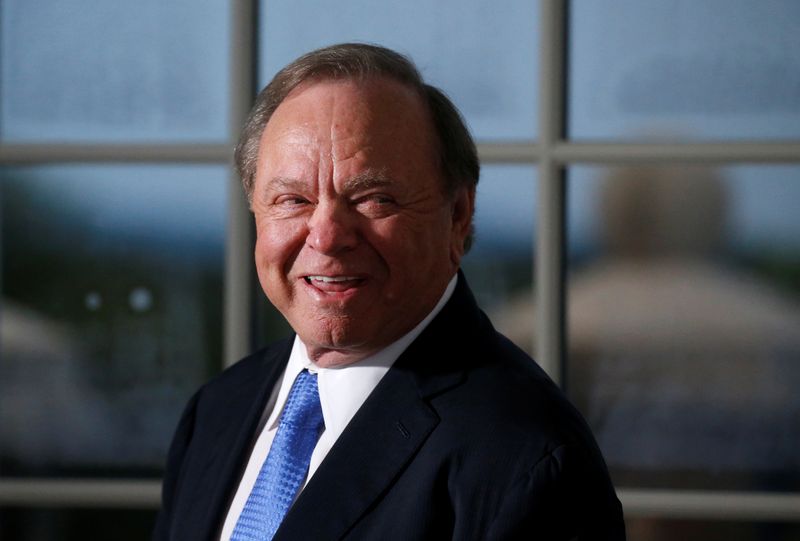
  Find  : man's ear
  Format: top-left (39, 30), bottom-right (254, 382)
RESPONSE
top-left (450, 186), bottom-right (476, 265)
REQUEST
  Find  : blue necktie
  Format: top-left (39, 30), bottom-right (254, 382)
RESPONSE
top-left (231, 370), bottom-right (324, 541)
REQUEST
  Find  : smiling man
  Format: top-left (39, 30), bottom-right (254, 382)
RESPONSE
top-left (154, 44), bottom-right (624, 541)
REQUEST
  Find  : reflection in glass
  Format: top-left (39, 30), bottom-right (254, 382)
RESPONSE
top-left (566, 165), bottom-right (800, 491)
top-left (569, 0), bottom-right (800, 139)
top-left (0, 165), bottom-right (226, 476)
top-left (462, 165), bottom-right (535, 353)
top-left (0, 0), bottom-right (229, 142)
top-left (259, 0), bottom-right (538, 141)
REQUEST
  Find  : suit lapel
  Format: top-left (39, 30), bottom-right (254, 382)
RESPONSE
top-left (273, 365), bottom-right (443, 541)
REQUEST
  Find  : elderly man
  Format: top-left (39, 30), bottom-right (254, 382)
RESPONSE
top-left (154, 43), bottom-right (624, 540)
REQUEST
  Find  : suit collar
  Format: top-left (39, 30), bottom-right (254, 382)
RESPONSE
top-left (399, 269), bottom-right (488, 398)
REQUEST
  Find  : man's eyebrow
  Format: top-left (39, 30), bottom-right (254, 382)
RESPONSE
top-left (266, 176), bottom-right (305, 191)
top-left (256, 171), bottom-right (392, 200)
top-left (342, 169), bottom-right (392, 192)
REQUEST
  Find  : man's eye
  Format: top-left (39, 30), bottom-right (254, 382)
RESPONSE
top-left (360, 194), bottom-right (394, 205)
top-left (276, 196), bottom-right (310, 206)
top-left (353, 194), bottom-right (396, 217)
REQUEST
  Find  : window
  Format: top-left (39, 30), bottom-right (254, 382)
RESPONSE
top-left (0, 0), bottom-right (231, 536)
top-left (561, 1), bottom-right (800, 536)
top-left (2, 1), bottom-right (798, 538)
top-left (567, 164), bottom-right (800, 494)
top-left (258, 0), bottom-right (539, 141)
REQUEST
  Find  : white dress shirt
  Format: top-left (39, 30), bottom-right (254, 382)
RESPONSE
top-left (220, 274), bottom-right (457, 540)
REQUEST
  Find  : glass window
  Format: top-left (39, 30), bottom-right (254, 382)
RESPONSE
top-left (259, 0), bottom-right (539, 141)
top-left (567, 164), bottom-right (800, 491)
top-left (462, 164), bottom-right (536, 353)
top-left (0, 0), bottom-right (229, 142)
top-left (0, 164), bottom-right (226, 476)
top-left (568, 0), bottom-right (800, 140)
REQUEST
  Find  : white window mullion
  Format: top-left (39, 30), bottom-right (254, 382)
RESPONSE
top-left (0, 479), bottom-right (160, 509)
top-left (554, 141), bottom-right (800, 164)
top-left (620, 489), bottom-right (800, 522)
top-left (535, 0), bottom-right (567, 385)
top-left (0, 143), bottom-right (230, 163)
top-left (224, 0), bottom-right (258, 368)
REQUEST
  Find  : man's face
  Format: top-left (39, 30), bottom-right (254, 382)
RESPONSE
top-left (251, 77), bottom-right (473, 367)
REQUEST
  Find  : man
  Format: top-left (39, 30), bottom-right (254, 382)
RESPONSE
top-left (154, 43), bottom-right (625, 540)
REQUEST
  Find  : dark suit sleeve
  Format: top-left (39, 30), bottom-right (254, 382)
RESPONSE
top-left (486, 444), bottom-right (626, 541)
top-left (152, 390), bottom-right (200, 541)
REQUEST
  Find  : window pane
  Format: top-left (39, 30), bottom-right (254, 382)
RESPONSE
top-left (567, 165), bottom-right (800, 491)
top-left (0, 0), bottom-right (229, 142)
top-left (259, 0), bottom-right (538, 141)
top-left (1, 164), bottom-right (226, 476)
top-left (463, 165), bottom-right (535, 353)
top-left (0, 507), bottom-right (157, 541)
top-left (568, 0), bottom-right (800, 140)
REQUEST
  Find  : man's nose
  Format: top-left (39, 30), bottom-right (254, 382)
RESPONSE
top-left (306, 201), bottom-right (359, 255)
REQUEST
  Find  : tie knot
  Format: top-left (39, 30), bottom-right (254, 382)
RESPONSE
top-left (281, 370), bottom-right (324, 432)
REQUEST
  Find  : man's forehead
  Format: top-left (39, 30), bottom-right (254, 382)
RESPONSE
top-left (259, 77), bottom-right (437, 161)
top-left (272, 77), bottom-right (429, 130)
top-left (254, 76), bottom-right (444, 197)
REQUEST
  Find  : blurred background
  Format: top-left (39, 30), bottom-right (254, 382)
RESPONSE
top-left (1, 0), bottom-right (799, 539)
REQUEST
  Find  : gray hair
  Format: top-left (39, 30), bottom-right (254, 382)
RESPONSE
top-left (234, 42), bottom-right (480, 250)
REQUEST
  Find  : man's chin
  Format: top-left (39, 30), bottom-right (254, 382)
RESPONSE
top-left (296, 324), bottom-right (379, 367)
top-left (303, 343), bottom-right (376, 368)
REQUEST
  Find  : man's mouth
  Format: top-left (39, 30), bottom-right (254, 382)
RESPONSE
top-left (303, 275), bottom-right (364, 293)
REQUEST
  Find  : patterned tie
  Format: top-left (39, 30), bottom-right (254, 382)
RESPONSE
top-left (231, 369), bottom-right (325, 541)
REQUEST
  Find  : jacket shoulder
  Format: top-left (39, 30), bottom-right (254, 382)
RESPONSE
top-left (193, 337), bottom-right (293, 408)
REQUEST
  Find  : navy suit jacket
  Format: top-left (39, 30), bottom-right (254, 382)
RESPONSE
top-left (154, 276), bottom-right (625, 540)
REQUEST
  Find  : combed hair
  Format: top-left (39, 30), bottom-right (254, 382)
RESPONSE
top-left (234, 42), bottom-right (480, 250)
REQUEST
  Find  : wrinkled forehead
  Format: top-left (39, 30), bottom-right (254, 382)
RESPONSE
top-left (257, 77), bottom-right (442, 182)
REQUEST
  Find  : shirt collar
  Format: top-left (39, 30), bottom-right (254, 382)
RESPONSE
top-left (265, 274), bottom-right (458, 438)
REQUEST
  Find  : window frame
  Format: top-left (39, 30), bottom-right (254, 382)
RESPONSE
top-left (2, 0), bottom-right (800, 526)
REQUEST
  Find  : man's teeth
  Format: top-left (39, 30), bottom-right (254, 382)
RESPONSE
top-left (307, 275), bottom-right (359, 283)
